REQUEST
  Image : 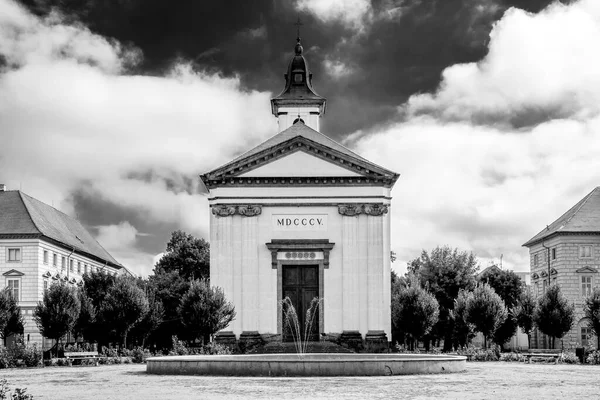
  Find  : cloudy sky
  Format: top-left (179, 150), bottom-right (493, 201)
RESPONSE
top-left (1, 0), bottom-right (598, 277)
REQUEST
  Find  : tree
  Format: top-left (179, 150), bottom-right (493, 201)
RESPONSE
top-left (466, 283), bottom-right (507, 349)
top-left (534, 285), bottom-right (575, 349)
top-left (479, 267), bottom-right (524, 349)
top-left (154, 230), bottom-right (210, 280)
top-left (515, 289), bottom-right (536, 348)
top-left (450, 289), bottom-right (474, 349)
top-left (129, 280), bottom-right (164, 348)
top-left (81, 270), bottom-right (116, 346)
top-left (100, 276), bottom-right (149, 348)
top-left (178, 279), bottom-right (235, 344)
top-left (33, 282), bottom-right (80, 355)
top-left (392, 281), bottom-right (439, 350)
top-left (72, 288), bottom-right (96, 341)
top-left (408, 246), bottom-right (479, 350)
top-left (0, 288), bottom-right (23, 341)
top-left (584, 287), bottom-right (600, 348)
top-left (148, 269), bottom-right (190, 347)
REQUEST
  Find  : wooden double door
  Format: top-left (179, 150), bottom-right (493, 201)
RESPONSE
top-left (282, 265), bottom-right (320, 342)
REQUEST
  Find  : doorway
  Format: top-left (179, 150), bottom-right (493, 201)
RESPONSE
top-left (282, 265), bottom-right (319, 342)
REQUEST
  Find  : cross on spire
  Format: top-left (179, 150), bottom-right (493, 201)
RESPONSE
top-left (295, 16), bottom-right (303, 39)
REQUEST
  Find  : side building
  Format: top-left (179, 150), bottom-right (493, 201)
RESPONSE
top-left (523, 187), bottom-right (600, 349)
top-left (0, 186), bottom-right (125, 347)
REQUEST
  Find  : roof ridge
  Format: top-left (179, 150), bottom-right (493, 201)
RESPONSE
top-left (20, 191), bottom-right (73, 219)
top-left (18, 191), bottom-right (42, 235)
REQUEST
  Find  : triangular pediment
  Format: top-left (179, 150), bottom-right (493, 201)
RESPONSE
top-left (2, 269), bottom-right (24, 276)
top-left (576, 266), bottom-right (598, 273)
top-left (201, 131), bottom-right (399, 189)
top-left (238, 150), bottom-right (363, 178)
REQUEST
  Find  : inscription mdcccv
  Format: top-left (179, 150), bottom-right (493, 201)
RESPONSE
top-left (272, 215), bottom-right (328, 231)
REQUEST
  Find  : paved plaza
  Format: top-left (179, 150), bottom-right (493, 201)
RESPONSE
top-left (2, 362), bottom-right (599, 399)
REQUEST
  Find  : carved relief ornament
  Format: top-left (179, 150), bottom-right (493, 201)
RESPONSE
top-left (338, 203), bottom-right (389, 217)
top-left (212, 205), bottom-right (262, 217)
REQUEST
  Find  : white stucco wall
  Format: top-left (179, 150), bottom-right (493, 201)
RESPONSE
top-left (209, 187), bottom-right (393, 339)
top-left (0, 238), bottom-right (121, 347)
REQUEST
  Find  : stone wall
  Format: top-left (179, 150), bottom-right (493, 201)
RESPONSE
top-left (528, 235), bottom-right (599, 348)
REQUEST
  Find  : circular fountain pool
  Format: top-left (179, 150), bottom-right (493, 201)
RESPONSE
top-left (146, 353), bottom-right (466, 376)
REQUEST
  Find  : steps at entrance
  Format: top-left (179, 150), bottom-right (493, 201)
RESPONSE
top-left (249, 341), bottom-right (354, 354)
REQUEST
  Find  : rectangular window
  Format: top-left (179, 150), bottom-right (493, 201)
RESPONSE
top-left (69, 259), bottom-right (74, 272)
top-left (535, 282), bottom-right (539, 296)
top-left (84, 264), bottom-right (88, 274)
top-left (43, 250), bottom-right (48, 264)
top-left (43, 280), bottom-right (48, 294)
top-left (534, 254), bottom-right (538, 266)
top-left (580, 245), bottom-right (592, 258)
top-left (582, 276), bottom-right (593, 297)
top-left (7, 279), bottom-right (19, 301)
top-left (581, 326), bottom-right (592, 347)
top-left (61, 256), bottom-right (66, 271)
top-left (7, 248), bottom-right (21, 262)
top-left (552, 248), bottom-right (556, 260)
top-left (77, 262), bottom-right (81, 274)
top-left (53, 253), bottom-right (57, 266)
top-left (543, 280), bottom-right (547, 294)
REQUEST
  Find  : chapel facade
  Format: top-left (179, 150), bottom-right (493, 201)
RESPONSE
top-left (200, 37), bottom-right (399, 346)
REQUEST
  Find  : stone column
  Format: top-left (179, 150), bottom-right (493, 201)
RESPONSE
top-left (241, 216), bottom-right (259, 332)
top-left (342, 216), bottom-right (359, 330)
top-left (367, 215), bottom-right (384, 329)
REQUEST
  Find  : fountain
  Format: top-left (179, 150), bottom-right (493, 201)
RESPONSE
top-left (146, 297), bottom-right (466, 376)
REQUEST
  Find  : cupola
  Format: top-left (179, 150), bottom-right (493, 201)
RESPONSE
top-left (271, 36), bottom-right (326, 132)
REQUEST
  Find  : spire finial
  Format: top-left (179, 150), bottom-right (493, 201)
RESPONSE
top-left (295, 16), bottom-right (303, 41)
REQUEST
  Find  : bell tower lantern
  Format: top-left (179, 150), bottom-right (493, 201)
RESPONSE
top-left (271, 37), bottom-right (327, 132)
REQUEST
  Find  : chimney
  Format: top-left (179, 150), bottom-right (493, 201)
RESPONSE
top-left (0, 184), bottom-right (5, 192)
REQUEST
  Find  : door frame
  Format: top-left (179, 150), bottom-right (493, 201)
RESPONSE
top-left (265, 239), bottom-right (335, 339)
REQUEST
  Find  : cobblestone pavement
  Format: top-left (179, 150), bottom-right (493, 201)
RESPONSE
top-left (2, 361), bottom-right (599, 399)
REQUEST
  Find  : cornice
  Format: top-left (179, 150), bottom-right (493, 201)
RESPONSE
top-left (203, 176), bottom-right (397, 189)
top-left (201, 136), bottom-right (399, 189)
top-left (523, 231), bottom-right (600, 248)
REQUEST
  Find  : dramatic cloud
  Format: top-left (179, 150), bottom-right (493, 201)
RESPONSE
top-left (294, 0), bottom-right (373, 33)
top-left (406, 0), bottom-right (600, 127)
top-left (352, 0), bottom-right (600, 273)
top-left (2, 0), bottom-right (596, 279)
top-left (0, 0), bottom-right (275, 275)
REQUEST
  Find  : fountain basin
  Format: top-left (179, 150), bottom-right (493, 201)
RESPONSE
top-left (146, 353), bottom-right (466, 376)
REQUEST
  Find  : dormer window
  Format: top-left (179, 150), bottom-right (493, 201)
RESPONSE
top-left (294, 73), bottom-right (303, 83)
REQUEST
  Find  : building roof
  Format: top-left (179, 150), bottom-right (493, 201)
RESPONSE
top-left (0, 190), bottom-right (122, 268)
top-left (201, 120), bottom-right (400, 190)
top-left (523, 187), bottom-right (600, 247)
top-left (230, 119), bottom-right (371, 166)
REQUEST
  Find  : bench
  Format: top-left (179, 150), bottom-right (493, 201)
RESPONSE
top-left (64, 351), bottom-right (99, 366)
top-left (524, 353), bottom-right (560, 364)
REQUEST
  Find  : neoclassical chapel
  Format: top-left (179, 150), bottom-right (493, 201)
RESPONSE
top-left (200, 36), bottom-right (399, 346)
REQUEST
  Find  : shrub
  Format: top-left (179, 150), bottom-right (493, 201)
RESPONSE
top-left (131, 347), bottom-right (152, 363)
top-left (456, 347), bottom-right (500, 361)
top-left (100, 347), bottom-right (119, 358)
top-left (558, 352), bottom-right (579, 364)
top-left (0, 379), bottom-right (33, 400)
top-left (586, 350), bottom-right (600, 365)
top-left (0, 341), bottom-right (42, 368)
top-left (199, 343), bottom-right (232, 355)
top-left (499, 352), bottom-right (524, 362)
